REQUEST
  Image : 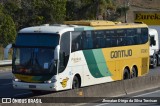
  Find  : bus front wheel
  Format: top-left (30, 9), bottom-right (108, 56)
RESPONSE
top-left (72, 76), bottom-right (80, 89)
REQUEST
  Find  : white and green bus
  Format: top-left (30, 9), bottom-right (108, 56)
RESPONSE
top-left (12, 20), bottom-right (149, 92)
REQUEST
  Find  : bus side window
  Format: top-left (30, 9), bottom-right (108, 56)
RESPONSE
top-left (126, 29), bottom-right (135, 45)
top-left (141, 28), bottom-right (148, 44)
top-left (71, 31), bottom-right (83, 52)
top-left (111, 30), bottom-right (117, 47)
top-left (91, 30), bottom-right (107, 49)
top-left (135, 28), bottom-right (143, 44)
top-left (105, 30), bottom-right (112, 47)
top-left (105, 31), bottom-right (111, 47)
top-left (98, 31), bottom-right (106, 48)
top-left (59, 32), bottom-right (70, 73)
top-left (82, 31), bottom-right (93, 49)
top-left (117, 29), bottom-right (126, 46)
top-left (118, 37), bottom-right (126, 46)
top-left (87, 31), bottom-right (93, 49)
top-left (111, 37), bottom-right (118, 47)
top-left (93, 31), bottom-right (98, 48)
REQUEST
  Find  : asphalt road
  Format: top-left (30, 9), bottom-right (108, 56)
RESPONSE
top-left (0, 71), bottom-right (33, 98)
top-left (78, 88), bottom-right (160, 106)
top-left (0, 66), bottom-right (159, 98)
top-left (148, 66), bottom-right (160, 76)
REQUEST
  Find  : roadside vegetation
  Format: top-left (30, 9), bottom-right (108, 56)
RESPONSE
top-left (0, 0), bottom-right (129, 47)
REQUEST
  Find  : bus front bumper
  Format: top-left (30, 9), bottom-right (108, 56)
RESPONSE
top-left (13, 80), bottom-right (57, 91)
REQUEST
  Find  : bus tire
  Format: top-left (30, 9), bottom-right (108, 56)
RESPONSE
top-left (123, 68), bottom-right (130, 80)
top-left (131, 66), bottom-right (137, 78)
top-left (72, 76), bottom-right (80, 89)
top-left (152, 55), bottom-right (158, 68)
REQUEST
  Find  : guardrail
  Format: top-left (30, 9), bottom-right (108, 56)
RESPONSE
top-left (40, 75), bottom-right (160, 106)
top-left (1, 75), bottom-right (160, 106)
top-left (0, 60), bottom-right (12, 66)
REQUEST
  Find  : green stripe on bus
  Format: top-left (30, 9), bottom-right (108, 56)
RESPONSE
top-left (92, 49), bottom-right (112, 77)
top-left (83, 50), bottom-right (103, 78)
top-left (84, 26), bottom-right (94, 30)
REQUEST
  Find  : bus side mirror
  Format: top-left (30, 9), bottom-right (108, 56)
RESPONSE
top-left (54, 45), bottom-right (60, 60)
top-left (4, 44), bottom-right (12, 60)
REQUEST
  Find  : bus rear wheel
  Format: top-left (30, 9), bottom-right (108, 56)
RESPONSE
top-left (153, 55), bottom-right (158, 68)
top-left (72, 76), bottom-right (80, 89)
top-left (131, 67), bottom-right (137, 78)
top-left (123, 68), bottom-right (130, 80)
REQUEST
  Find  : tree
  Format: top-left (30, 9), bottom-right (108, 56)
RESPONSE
top-left (0, 13), bottom-right (16, 47)
top-left (66, 0), bottom-right (130, 21)
top-left (3, 0), bottom-right (23, 30)
top-left (32, 0), bottom-right (67, 24)
top-left (4, 0), bottom-right (67, 30)
top-left (66, 0), bottom-right (114, 20)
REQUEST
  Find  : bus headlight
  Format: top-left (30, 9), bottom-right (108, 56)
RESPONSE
top-left (44, 79), bottom-right (57, 83)
top-left (44, 80), bottom-right (52, 83)
top-left (13, 75), bottom-right (21, 82)
top-left (14, 78), bottom-right (21, 82)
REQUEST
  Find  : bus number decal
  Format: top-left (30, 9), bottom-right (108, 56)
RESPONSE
top-left (111, 49), bottom-right (132, 59)
top-left (141, 49), bottom-right (148, 53)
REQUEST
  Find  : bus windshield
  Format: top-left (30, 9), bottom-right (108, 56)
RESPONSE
top-left (12, 33), bottom-right (59, 76)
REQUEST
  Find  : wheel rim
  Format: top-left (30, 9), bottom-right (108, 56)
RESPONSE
top-left (132, 67), bottom-right (137, 78)
top-left (124, 72), bottom-right (129, 80)
top-left (153, 57), bottom-right (157, 67)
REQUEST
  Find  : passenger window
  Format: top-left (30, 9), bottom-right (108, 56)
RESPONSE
top-left (71, 31), bottom-right (83, 52)
top-left (85, 31), bottom-right (93, 49)
top-left (71, 28), bottom-right (148, 51)
top-left (141, 28), bottom-right (148, 43)
top-left (83, 31), bottom-right (93, 49)
top-left (117, 29), bottom-right (126, 46)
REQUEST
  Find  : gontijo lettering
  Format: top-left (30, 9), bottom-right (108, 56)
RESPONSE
top-left (111, 49), bottom-right (132, 58)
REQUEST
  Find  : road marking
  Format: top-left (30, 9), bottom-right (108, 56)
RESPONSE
top-left (14, 92), bottom-right (32, 97)
top-left (0, 83), bottom-right (12, 86)
top-left (71, 94), bottom-right (126, 106)
top-left (94, 89), bottom-right (160, 106)
top-left (133, 89), bottom-right (160, 97)
top-left (72, 103), bottom-right (89, 106)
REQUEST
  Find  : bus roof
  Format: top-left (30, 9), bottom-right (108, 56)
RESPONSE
top-left (64, 20), bottom-right (148, 28)
top-left (19, 24), bottom-right (75, 35)
top-left (64, 20), bottom-right (116, 26)
top-left (19, 20), bottom-right (148, 34)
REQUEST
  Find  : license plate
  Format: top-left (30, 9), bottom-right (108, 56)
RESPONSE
top-left (29, 85), bottom-right (36, 88)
